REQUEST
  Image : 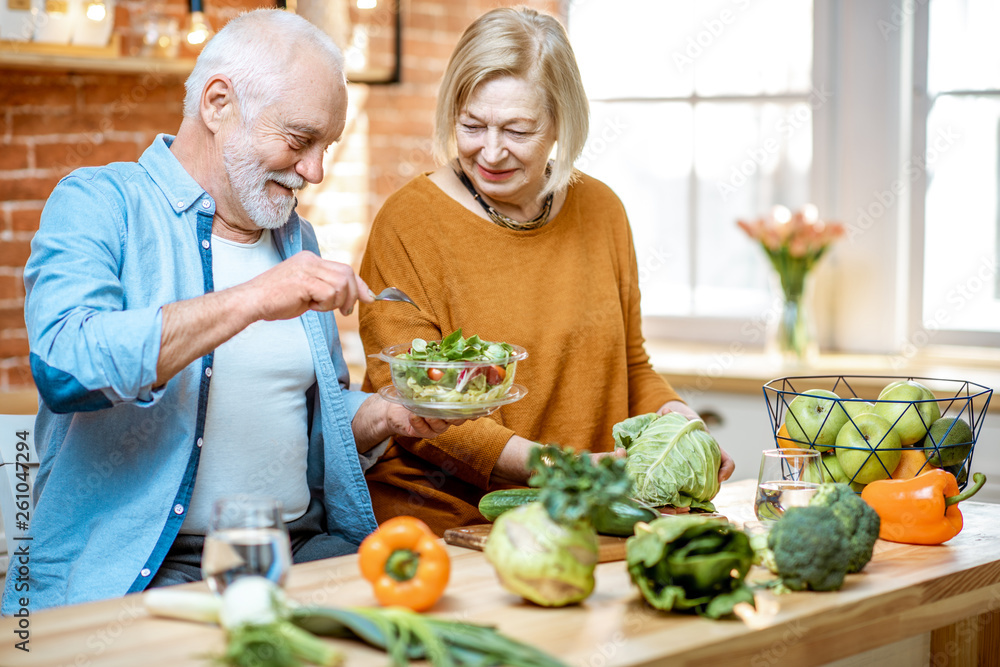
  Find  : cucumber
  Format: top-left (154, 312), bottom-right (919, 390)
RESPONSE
top-left (592, 499), bottom-right (659, 537)
top-left (479, 488), bottom-right (541, 521)
top-left (478, 489), bottom-right (658, 536)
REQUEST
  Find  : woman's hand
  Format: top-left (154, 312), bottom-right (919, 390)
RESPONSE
top-left (656, 400), bottom-right (700, 420)
top-left (656, 400), bottom-right (736, 483)
top-left (589, 448), bottom-right (626, 466)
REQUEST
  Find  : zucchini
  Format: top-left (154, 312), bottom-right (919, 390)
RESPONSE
top-left (479, 489), bottom-right (658, 536)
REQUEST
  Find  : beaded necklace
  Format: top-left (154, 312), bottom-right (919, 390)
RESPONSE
top-left (454, 167), bottom-right (553, 231)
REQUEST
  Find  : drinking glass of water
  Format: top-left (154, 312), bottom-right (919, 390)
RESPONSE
top-left (754, 448), bottom-right (823, 522)
top-left (202, 496), bottom-right (292, 594)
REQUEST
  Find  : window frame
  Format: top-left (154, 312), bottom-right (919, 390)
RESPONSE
top-left (907, 0), bottom-right (1000, 349)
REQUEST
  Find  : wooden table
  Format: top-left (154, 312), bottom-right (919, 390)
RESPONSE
top-left (2, 480), bottom-right (999, 667)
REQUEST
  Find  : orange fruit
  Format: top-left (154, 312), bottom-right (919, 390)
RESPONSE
top-left (776, 423), bottom-right (802, 449)
top-left (891, 448), bottom-right (937, 479)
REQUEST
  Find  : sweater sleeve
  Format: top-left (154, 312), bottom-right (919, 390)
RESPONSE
top-left (618, 206), bottom-right (683, 416)
top-left (358, 185), bottom-right (516, 490)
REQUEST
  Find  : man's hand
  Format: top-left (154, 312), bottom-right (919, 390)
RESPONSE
top-left (656, 400), bottom-right (736, 483)
top-left (352, 394), bottom-right (467, 454)
top-left (241, 250), bottom-right (372, 320)
top-left (157, 252), bottom-right (373, 386)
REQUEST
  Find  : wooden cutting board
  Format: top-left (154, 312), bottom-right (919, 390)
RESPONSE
top-left (443, 510), bottom-right (730, 563)
top-left (443, 523), bottom-right (631, 562)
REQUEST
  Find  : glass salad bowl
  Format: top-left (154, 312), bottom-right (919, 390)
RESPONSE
top-left (370, 332), bottom-right (528, 419)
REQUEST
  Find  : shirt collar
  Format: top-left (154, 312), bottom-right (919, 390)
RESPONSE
top-left (139, 134), bottom-right (214, 214)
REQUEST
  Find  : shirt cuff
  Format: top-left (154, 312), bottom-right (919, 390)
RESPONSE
top-left (340, 388), bottom-right (370, 423)
top-left (358, 437), bottom-right (391, 473)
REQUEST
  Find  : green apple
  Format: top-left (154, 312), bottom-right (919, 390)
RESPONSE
top-left (839, 400), bottom-right (876, 439)
top-left (922, 417), bottom-right (973, 467)
top-left (784, 389), bottom-right (848, 452)
top-left (835, 413), bottom-right (902, 484)
top-left (841, 400), bottom-right (875, 422)
top-left (802, 453), bottom-right (849, 484)
top-left (873, 380), bottom-right (941, 446)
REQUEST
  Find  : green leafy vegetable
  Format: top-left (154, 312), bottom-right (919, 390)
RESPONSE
top-left (626, 515), bottom-right (756, 619)
top-left (528, 445), bottom-right (634, 525)
top-left (613, 413), bottom-right (722, 510)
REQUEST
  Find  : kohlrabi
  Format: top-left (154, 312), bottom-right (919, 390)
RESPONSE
top-left (484, 445), bottom-right (633, 607)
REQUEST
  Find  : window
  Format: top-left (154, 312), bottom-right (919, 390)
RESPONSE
top-left (568, 0), bottom-right (814, 343)
top-left (917, 0), bottom-right (1000, 344)
top-left (569, 0), bottom-right (1000, 353)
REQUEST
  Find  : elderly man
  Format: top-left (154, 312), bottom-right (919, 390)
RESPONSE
top-left (2, 9), bottom-right (445, 612)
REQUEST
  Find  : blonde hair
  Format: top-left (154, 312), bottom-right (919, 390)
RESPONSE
top-left (183, 9), bottom-right (345, 124)
top-left (433, 8), bottom-right (589, 199)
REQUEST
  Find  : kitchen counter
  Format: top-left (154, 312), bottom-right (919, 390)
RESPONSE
top-left (3, 480), bottom-right (999, 667)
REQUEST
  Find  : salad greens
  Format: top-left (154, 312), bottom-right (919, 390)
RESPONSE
top-left (392, 329), bottom-right (519, 404)
top-left (401, 329), bottom-right (515, 363)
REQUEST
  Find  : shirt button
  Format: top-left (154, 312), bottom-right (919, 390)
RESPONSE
top-left (197, 437), bottom-right (204, 448)
top-left (201, 239), bottom-right (210, 249)
top-left (173, 504), bottom-right (184, 515)
top-left (205, 367), bottom-right (212, 377)
top-left (140, 568), bottom-right (151, 577)
top-left (201, 199), bottom-right (211, 208)
top-left (176, 201), bottom-right (184, 208)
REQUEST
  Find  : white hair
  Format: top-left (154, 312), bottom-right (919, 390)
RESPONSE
top-left (183, 9), bottom-right (345, 123)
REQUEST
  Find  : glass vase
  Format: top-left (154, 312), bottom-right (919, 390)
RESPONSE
top-left (767, 272), bottom-right (818, 366)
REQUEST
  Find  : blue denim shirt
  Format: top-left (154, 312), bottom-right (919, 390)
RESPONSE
top-left (2, 135), bottom-right (378, 613)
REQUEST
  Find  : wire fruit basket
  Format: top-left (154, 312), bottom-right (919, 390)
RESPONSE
top-left (762, 375), bottom-right (992, 492)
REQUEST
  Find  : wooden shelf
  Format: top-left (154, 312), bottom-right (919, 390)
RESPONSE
top-left (0, 35), bottom-right (194, 75)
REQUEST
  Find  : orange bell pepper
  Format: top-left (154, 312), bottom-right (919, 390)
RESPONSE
top-left (358, 516), bottom-right (451, 611)
top-left (861, 469), bottom-right (986, 545)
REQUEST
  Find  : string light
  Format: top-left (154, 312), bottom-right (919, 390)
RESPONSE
top-left (85, 0), bottom-right (106, 21)
top-left (185, 0), bottom-right (213, 47)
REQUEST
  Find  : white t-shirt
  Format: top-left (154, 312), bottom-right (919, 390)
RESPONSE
top-left (180, 230), bottom-right (315, 534)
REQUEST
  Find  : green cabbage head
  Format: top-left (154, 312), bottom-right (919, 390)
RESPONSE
top-left (613, 413), bottom-right (721, 510)
top-left (483, 502), bottom-right (598, 607)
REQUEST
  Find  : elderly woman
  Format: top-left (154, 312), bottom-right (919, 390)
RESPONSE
top-left (358, 7), bottom-right (734, 535)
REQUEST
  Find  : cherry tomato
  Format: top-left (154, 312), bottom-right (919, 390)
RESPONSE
top-left (427, 368), bottom-right (444, 381)
top-left (485, 365), bottom-right (506, 385)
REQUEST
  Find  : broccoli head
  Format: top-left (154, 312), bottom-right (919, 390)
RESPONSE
top-left (767, 505), bottom-right (850, 592)
top-left (809, 483), bottom-right (881, 573)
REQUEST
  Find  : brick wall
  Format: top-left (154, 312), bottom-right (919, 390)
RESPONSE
top-left (0, 0), bottom-right (562, 391)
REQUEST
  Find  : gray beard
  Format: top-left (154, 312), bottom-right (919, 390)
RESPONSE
top-left (223, 127), bottom-right (304, 230)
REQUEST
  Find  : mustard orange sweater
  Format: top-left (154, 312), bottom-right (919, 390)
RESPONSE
top-left (358, 173), bottom-right (681, 534)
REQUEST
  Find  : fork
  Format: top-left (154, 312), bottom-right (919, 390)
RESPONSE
top-left (368, 287), bottom-right (421, 310)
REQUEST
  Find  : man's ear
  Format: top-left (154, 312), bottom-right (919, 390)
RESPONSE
top-left (200, 75), bottom-right (237, 134)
